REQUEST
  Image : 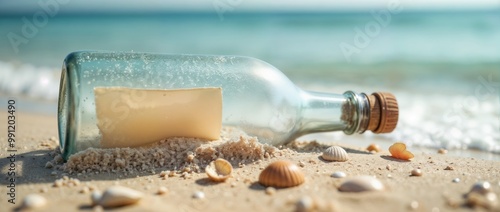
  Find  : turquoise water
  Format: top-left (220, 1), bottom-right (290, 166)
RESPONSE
top-left (1, 12), bottom-right (500, 67)
top-left (0, 11), bottom-right (499, 154)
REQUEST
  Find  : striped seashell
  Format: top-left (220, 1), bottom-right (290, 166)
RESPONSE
top-left (321, 146), bottom-right (348, 162)
top-left (259, 160), bottom-right (305, 188)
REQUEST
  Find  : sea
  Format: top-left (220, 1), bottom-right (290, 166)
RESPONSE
top-left (0, 11), bottom-right (499, 159)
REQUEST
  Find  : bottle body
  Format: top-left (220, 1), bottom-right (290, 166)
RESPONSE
top-left (58, 51), bottom-right (398, 159)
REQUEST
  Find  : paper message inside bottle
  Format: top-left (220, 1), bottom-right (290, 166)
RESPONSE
top-left (94, 87), bottom-right (222, 148)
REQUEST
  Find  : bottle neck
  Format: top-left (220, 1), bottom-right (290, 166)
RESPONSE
top-left (297, 90), bottom-right (370, 136)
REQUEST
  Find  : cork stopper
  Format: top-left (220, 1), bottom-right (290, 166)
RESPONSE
top-left (367, 92), bottom-right (399, 133)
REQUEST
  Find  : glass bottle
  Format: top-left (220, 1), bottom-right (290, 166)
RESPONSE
top-left (58, 51), bottom-right (398, 160)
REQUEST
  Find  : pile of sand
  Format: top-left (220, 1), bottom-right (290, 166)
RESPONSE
top-left (61, 128), bottom-right (280, 174)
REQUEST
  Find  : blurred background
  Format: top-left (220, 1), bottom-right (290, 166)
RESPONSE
top-left (0, 0), bottom-right (499, 157)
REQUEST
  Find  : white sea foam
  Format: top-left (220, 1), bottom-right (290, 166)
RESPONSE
top-left (0, 61), bottom-right (60, 101)
top-left (301, 83), bottom-right (500, 154)
top-left (381, 92), bottom-right (500, 154)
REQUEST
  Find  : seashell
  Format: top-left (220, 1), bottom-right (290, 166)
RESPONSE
top-left (156, 187), bottom-right (168, 195)
top-left (409, 201), bottom-right (419, 210)
top-left (205, 158), bottom-right (233, 182)
top-left (438, 148), bottom-right (448, 154)
top-left (91, 191), bottom-right (102, 206)
top-left (452, 178), bottom-right (460, 183)
top-left (366, 143), bottom-right (381, 152)
top-left (389, 142), bottom-right (414, 160)
top-left (331, 171), bottom-right (347, 178)
top-left (259, 160), bottom-right (305, 188)
top-left (466, 191), bottom-right (498, 209)
top-left (21, 194), bottom-right (47, 209)
top-left (321, 146), bottom-right (348, 162)
top-left (468, 181), bottom-right (492, 195)
top-left (410, 169), bottom-right (422, 177)
top-left (338, 176), bottom-right (385, 192)
top-left (296, 196), bottom-right (315, 212)
top-left (98, 186), bottom-right (143, 208)
top-left (192, 191), bottom-right (205, 199)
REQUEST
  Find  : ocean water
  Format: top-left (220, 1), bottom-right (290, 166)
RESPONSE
top-left (0, 11), bottom-right (499, 155)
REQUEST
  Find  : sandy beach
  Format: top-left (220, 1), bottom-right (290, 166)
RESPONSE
top-left (1, 111), bottom-right (499, 212)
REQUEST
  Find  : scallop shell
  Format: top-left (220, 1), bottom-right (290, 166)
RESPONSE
top-left (205, 158), bottom-right (233, 182)
top-left (338, 176), bottom-right (385, 192)
top-left (98, 186), bottom-right (143, 208)
top-left (366, 143), bottom-right (381, 152)
top-left (389, 142), bottom-right (414, 160)
top-left (321, 146), bottom-right (348, 162)
top-left (259, 160), bottom-right (305, 188)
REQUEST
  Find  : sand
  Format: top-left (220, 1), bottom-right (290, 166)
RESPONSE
top-left (1, 111), bottom-right (499, 211)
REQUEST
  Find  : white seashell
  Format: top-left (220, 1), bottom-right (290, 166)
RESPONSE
top-left (91, 191), bottom-right (102, 206)
top-left (452, 178), bottom-right (460, 183)
top-left (296, 196), bottom-right (314, 212)
top-left (22, 194), bottom-right (47, 209)
top-left (338, 176), bottom-right (385, 192)
top-left (192, 191), bottom-right (205, 199)
top-left (321, 146), bottom-right (348, 162)
top-left (331, 171), bottom-right (347, 178)
top-left (98, 186), bottom-right (143, 208)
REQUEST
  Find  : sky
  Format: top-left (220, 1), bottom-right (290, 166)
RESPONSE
top-left (0, 0), bottom-right (499, 14)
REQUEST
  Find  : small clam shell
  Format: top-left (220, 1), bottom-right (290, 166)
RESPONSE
top-left (321, 146), bottom-right (348, 162)
top-left (366, 143), bottom-right (381, 152)
top-left (338, 176), bottom-right (385, 192)
top-left (331, 171), bottom-right (347, 178)
top-left (98, 186), bottom-right (143, 208)
top-left (21, 194), bottom-right (47, 209)
top-left (205, 158), bottom-right (233, 182)
top-left (259, 160), bottom-right (305, 188)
